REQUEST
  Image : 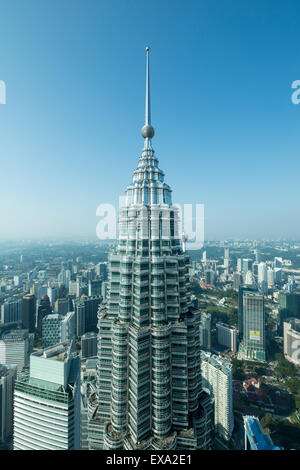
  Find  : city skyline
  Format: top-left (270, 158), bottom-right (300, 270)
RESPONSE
top-left (1, 0), bottom-right (300, 239)
top-left (1, 1), bottom-right (300, 455)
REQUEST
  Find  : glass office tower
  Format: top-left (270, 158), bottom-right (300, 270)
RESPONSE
top-left (238, 291), bottom-right (266, 362)
top-left (88, 48), bottom-right (213, 451)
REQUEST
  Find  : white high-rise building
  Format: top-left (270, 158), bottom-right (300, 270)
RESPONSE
top-left (201, 352), bottom-right (234, 441)
top-left (216, 323), bottom-right (237, 353)
top-left (267, 268), bottom-right (275, 288)
top-left (0, 330), bottom-right (29, 377)
top-left (65, 270), bottom-right (71, 288)
top-left (101, 281), bottom-right (109, 301)
top-left (13, 341), bottom-right (80, 450)
top-left (224, 248), bottom-right (229, 268)
top-left (245, 270), bottom-right (255, 287)
top-left (242, 259), bottom-right (253, 277)
top-left (237, 258), bottom-right (242, 273)
top-left (68, 280), bottom-right (78, 297)
top-left (58, 269), bottom-right (71, 289)
top-left (258, 262), bottom-right (267, 284)
top-left (76, 276), bottom-right (83, 298)
top-left (47, 286), bottom-right (58, 306)
top-left (258, 262), bottom-right (268, 294)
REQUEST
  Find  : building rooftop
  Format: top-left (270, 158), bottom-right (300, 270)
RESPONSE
top-left (81, 331), bottom-right (97, 339)
top-left (0, 329), bottom-right (28, 340)
top-left (201, 351), bottom-right (232, 373)
top-left (216, 322), bottom-right (237, 331)
top-left (244, 416), bottom-right (282, 450)
top-left (0, 364), bottom-right (17, 378)
top-left (32, 341), bottom-right (71, 363)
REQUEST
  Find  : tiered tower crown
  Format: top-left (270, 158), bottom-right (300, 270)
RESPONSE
top-left (89, 47), bottom-right (213, 452)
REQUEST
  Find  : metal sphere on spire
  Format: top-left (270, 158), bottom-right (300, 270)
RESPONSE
top-left (141, 124), bottom-right (154, 139)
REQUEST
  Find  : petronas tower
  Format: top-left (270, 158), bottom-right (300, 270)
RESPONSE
top-left (88, 47), bottom-right (213, 450)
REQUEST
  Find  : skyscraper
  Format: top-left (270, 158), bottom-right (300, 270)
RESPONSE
top-left (88, 280), bottom-right (102, 297)
top-left (278, 291), bottom-right (300, 331)
top-left (258, 262), bottom-right (268, 294)
top-left (267, 268), bottom-right (275, 288)
top-left (1, 297), bottom-right (22, 325)
top-left (22, 294), bottom-right (36, 333)
top-left (88, 47), bottom-right (213, 451)
top-left (224, 248), bottom-right (229, 268)
top-left (42, 314), bottom-right (62, 348)
top-left (36, 294), bottom-right (52, 337)
top-left (81, 332), bottom-right (97, 359)
top-left (0, 365), bottom-right (17, 446)
top-left (237, 258), bottom-right (242, 273)
top-left (42, 311), bottom-right (75, 349)
top-left (238, 285), bottom-right (256, 339)
top-left (242, 259), bottom-right (253, 278)
top-left (238, 291), bottom-right (266, 362)
top-left (84, 296), bottom-right (102, 333)
top-left (199, 312), bottom-right (211, 351)
top-left (204, 269), bottom-right (215, 286)
top-left (54, 298), bottom-right (69, 315)
top-left (47, 286), bottom-right (58, 306)
top-left (75, 299), bottom-right (86, 337)
top-left (233, 272), bottom-right (243, 291)
top-left (13, 341), bottom-right (80, 450)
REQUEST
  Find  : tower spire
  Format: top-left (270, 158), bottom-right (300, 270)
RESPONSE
top-left (145, 46), bottom-right (151, 126)
top-left (141, 46), bottom-right (155, 147)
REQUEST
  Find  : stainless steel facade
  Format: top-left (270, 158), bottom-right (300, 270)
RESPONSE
top-left (88, 48), bottom-right (213, 450)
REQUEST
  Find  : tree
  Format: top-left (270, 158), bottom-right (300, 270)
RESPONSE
top-left (261, 413), bottom-right (278, 434)
top-left (285, 378), bottom-right (300, 395)
top-left (274, 353), bottom-right (297, 379)
top-left (231, 358), bottom-right (244, 380)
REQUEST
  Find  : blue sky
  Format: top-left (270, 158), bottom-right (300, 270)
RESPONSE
top-left (0, 0), bottom-right (300, 240)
